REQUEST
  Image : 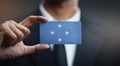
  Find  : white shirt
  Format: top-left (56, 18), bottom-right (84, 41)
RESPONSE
top-left (39, 3), bottom-right (81, 66)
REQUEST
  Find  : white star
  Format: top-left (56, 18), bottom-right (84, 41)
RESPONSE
top-left (50, 31), bottom-right (54, 35)
top-left (65, 31), bottom-right (69, 35)
top-left (58, 38), bottom-right (62, 42)
top-left (58, 24), bottom-right (62, 28)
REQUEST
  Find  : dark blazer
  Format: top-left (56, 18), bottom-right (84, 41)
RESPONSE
top-left (1, 2), bottom-right (120, 66)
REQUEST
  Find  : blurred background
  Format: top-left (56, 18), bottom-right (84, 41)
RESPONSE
top-left (0, 0), bottom-right (120, 64)
top-left (0, 0), bottom-right (120, 46)
top-left (0, 0), bottom-right (40, 23)
top-left (0, 0), bottom-right (119, 23)
top-left (0, 0), bottom-right (120, 38)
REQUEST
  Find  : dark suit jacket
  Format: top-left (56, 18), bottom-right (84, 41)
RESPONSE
top-left (1, 1), bottom-right (120, 66)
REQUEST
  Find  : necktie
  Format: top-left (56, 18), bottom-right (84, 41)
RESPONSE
top-left (53, 45), bottom-right (68, 66)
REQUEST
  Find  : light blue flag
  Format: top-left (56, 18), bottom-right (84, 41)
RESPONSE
top-left (39, 21), bottom-right (82, 44)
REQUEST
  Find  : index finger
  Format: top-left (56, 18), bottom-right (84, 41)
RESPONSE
top-left (19, 16), bottom-right (48, 27)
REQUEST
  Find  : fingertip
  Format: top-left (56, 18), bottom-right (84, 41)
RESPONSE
top-left (40, 44), bottom-right (49, 48)
top-left (37, 16), bottom-right (48, 22)
top-left (35, 44), bottom-right (49, 51)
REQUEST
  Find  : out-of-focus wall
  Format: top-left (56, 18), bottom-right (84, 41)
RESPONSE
top-left (0, 0), bottom-right (119, 23)
top-left (0, 0), bottom-right (41, 23)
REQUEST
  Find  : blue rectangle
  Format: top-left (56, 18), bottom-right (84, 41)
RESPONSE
top-left (39, 21), bottom-right (82, 44)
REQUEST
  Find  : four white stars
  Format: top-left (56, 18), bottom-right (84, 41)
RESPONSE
top-left (50, 24), bottom-right (69, 42)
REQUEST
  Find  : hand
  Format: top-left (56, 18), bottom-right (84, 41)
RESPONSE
top-left (0, 16), bottom-right (49, 60)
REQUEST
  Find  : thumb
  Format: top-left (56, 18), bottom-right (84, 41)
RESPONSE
top-left (24, 44), bottom-right (49, 55)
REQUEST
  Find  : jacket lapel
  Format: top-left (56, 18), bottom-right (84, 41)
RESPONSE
top-left (73, 16), bottom-right (104, 66)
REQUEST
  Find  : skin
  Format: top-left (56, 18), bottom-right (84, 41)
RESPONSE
top-left (0, 0), bottom-right (78, 60)
top-left (0, 16), bottom-right (49, 60)
top-left (44, 0), bottom-right (78, 20)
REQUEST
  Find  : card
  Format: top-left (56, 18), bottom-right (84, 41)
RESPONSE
top-left (39, 21), bottom-right (82, 44)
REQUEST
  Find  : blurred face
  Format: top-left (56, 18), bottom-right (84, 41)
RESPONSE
top-left (45, 0), bottom-right (71, 1)
top-left (44, 0), bottom-right (78, 6)
top-left (45, 0), bottom-right (74, 4)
